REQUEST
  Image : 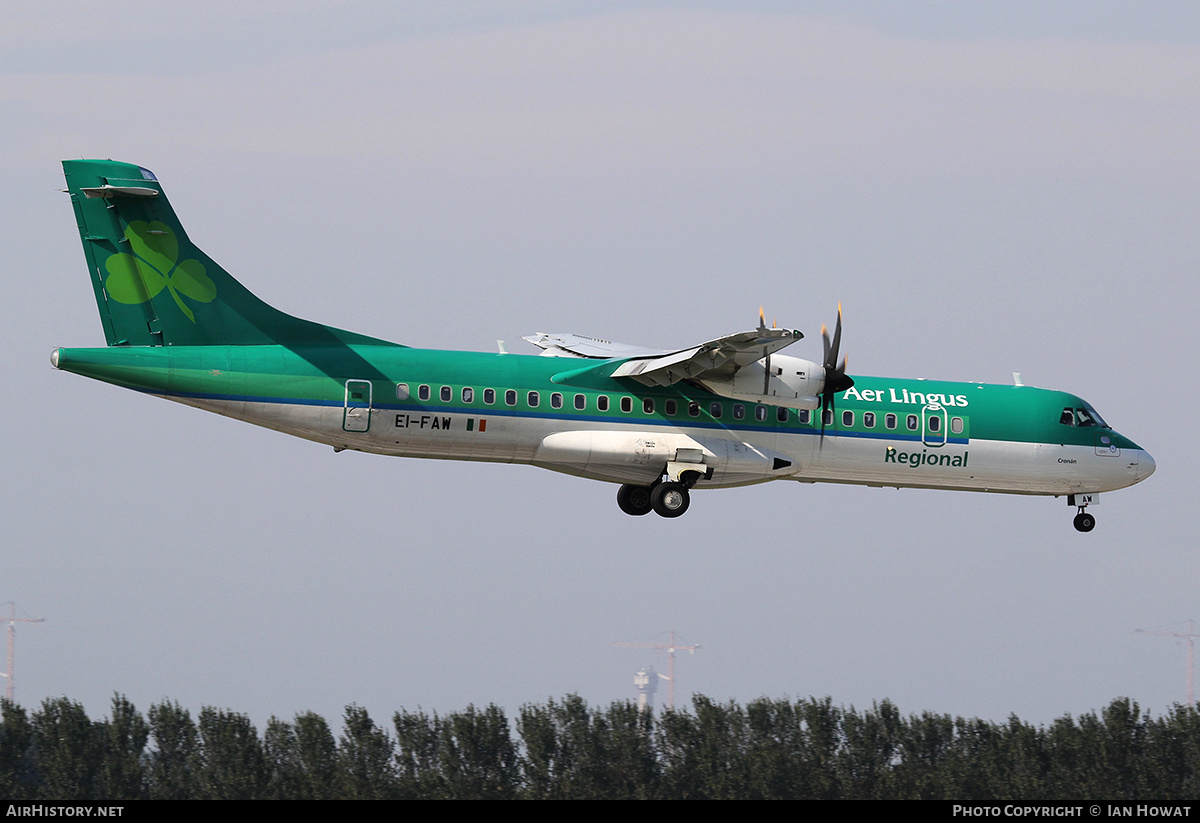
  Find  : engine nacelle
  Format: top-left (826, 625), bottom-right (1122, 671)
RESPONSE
top-left (696, 354), bottom-right (826, 410)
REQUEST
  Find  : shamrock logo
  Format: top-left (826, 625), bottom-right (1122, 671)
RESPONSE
top-left (104, 220), bottom-right (216, 322)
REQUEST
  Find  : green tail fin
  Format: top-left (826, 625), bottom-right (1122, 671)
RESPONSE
top-left (63, 159), bottom-right (398, 348)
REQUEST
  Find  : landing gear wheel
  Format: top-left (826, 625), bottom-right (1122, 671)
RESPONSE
top-left (651, 482), bottom-right (690, 518)
top-left (1073, 511), bottom-right (1096, 533)
top-left (617, 484), bottom-right (653, 516)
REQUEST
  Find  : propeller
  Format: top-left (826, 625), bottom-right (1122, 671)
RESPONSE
top-left (819, 303), bottom-right (854, 446)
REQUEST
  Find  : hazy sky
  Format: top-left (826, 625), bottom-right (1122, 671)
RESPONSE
top-left (2, 1), bottom-right (1198, 730)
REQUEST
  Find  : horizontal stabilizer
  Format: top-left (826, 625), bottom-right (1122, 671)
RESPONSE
top-left (80, 185), bottom-right (159, 199)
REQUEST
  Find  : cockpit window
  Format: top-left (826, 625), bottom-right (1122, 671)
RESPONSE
top-left (1062, 406), bottom-right (1110, 428)
top-left (1086, 407), bottom-right (1108, 428)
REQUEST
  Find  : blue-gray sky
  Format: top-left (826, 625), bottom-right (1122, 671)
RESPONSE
top-left (2, 1), bottom-right (1197, 729)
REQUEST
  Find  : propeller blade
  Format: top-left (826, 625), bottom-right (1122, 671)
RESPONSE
top-left (828, 306), bottom-right (843, 370)
top-left (818, 303), bottom-right (852, 449)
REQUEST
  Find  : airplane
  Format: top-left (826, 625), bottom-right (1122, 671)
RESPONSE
top-left (52, 159), bottom-right (1155, 532)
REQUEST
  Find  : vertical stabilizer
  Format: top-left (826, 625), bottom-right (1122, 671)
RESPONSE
top-left (63, 159), bottom-right (397, 348)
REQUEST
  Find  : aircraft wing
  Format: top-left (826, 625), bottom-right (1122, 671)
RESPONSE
top-left (523, 332), bottom-right (663, 360)
top-left (525, 327), bottom-right (804, 387)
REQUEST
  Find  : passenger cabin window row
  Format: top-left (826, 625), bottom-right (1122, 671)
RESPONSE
top-left (393, 382), bottom-right (968, 433)
top-left (395, 382), bottom-right (803, 423)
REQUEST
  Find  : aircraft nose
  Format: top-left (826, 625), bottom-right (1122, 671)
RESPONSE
top-left (1137, 450), bottom-right (1156, 483)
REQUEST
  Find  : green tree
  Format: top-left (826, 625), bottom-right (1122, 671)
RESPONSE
top-left (31, 697), bottom-right (100, 800)
top-left (95, 694), bottom-right (148, 800)
top-left (193, 707), bottom-right (267, 799)
top-left (264, 711), bottom-right (338, 799)
top-left (835, 700), bottom-right (902, 799)
top-left (147, 700), bottom-right (197, 799)
top-left (519, 695), bottom-right (654, 799)
top-left (438, 704), bottom-right (519, 799)
top-left (0, 699), bottom-right (34, 799)
top-left (657, 696), bottom-right (753, 799)
top-left (337, 704), bottom-right (396, 799)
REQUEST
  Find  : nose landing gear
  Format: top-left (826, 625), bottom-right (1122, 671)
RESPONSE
top-left (1068, 494), bottom-right (1096, 532)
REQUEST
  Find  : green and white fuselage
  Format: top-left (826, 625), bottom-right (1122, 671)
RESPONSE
top-left (52, 160), bottom-right (1154, 530)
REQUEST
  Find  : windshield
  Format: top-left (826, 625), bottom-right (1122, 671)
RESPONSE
top-left (1060, 406), bottom-right (1110, 428)
top-left (1075, 407), bottom-right (1108, 428)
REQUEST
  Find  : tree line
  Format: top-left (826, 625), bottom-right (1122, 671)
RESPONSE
top-left (1, 694), bottom-right (1198, 799)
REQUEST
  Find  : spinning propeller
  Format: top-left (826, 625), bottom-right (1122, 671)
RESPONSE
top-left (819, 303), bottom-right (854, 445)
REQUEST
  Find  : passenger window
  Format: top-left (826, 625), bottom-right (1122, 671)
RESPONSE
top-left (418, 384), bottom-right (431, 401)
top-left (462, 387), bottom-right (474, 403)
top-left (440, 386), bottom-right (452, 402)
top-left (777, 407), bottom-right (789, 423)
top-left (665, 399), bottom-right (677, 416)
top-left (484, 388), bottom-right (495, 405)
top-left (885, 413), bottom-right (897, 429)
top-left (505, 389), bottom-right (517, 406)
top-left (863, 412), bottom-right (875, 428)
top-left (598, 396), bottom-right (609, 412)
top-left (396, 383), bottom-right (409, 400)
top-left (798, 409), bottom-right (810, 425)
top-left (551, 393), bottom-right (563, 409)
top-left (574, 394), bottom-right (585, 410)
top-left (689, 402), bottom-right (701, 417)
top-left (756, 406), bottom-right (768, 422)
top-left (951, 417), bottom-right (964, 434)
top-left (907, 414), bottom-right (918, 431)
top-left (928, 416), bottom-right (941, 432)
top-left (620, 397), bottom-right (633, 413)
top-left (842, 410), bottom-right (854, 427)
top-left (710, 402), bottom-right (722, 418)
top-left (733, 404), bottom-right (745, 420)
top-left (643, 398), bottom-right (655, 414)
top-left (822, 408), bottom-right (833, 426)
top-left (528, 391), bottom-right (540, 407)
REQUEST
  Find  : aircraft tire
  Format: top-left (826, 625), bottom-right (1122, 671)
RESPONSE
top-left (1073, 512), bottom-right (1096, 532)
top-left (617, 484), bottom-right (653, 516)
top-left (651, 482), bottom-right (690, 518)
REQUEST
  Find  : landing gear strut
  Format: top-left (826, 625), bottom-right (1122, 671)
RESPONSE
top-left (1068, 494), bottom-right (1096, 533)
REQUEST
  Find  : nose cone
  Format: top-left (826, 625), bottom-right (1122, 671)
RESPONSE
top-left (1137, 450), bottom-right (1156, 483)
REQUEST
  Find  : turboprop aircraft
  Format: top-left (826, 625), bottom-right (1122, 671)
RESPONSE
top-left (53, 160), bottom-right (1155, 532)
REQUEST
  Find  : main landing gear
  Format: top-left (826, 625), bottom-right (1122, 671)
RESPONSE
top-left (617, 471), bottom-right (703, 519)
top-left (1068, 494), bottom-right (1096, 533)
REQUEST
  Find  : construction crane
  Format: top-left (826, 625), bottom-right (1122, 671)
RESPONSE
top-left (2, 602), bottom-right (45, 702)
top-left (612, 630), bottom-right (700, 710)
top-left (1134, 619), bottom-right (1200, 706)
